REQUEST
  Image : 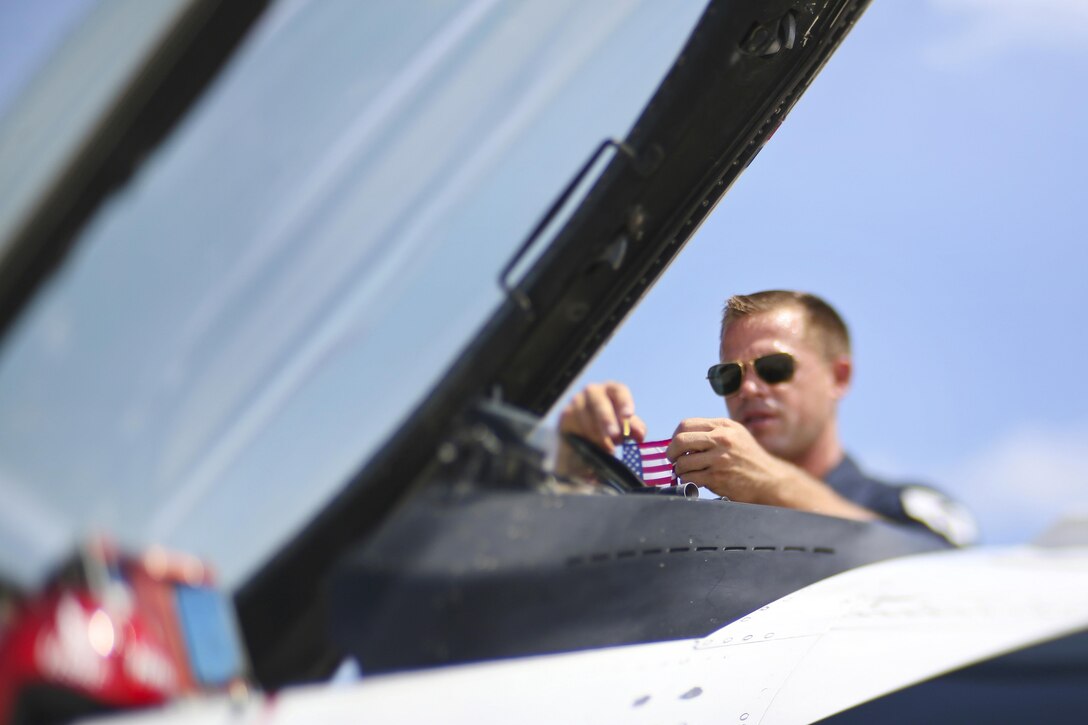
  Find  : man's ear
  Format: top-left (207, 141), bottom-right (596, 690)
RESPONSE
top-left (831, 356), bottom-right (852, 398)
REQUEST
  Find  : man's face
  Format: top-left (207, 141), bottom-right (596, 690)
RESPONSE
top-left (718, 306), bottom-right (847, 463)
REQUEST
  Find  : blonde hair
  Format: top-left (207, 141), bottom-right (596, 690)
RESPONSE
top-left (721, 290), bottom-right (850, 360)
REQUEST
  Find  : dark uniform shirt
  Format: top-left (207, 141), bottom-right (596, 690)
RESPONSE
top-left (824, 455), bottom-right (976, 546)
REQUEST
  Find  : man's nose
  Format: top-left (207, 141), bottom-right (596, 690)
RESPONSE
top-left (736, 368), bottom-right (768, 398)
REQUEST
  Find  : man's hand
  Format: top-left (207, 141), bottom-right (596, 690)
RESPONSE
top-left (667, 418), bottom-right (877, 520)
top-left (559, 382), bottom-right (646, 454)
top-left (667, 418), bottom-right (791, 502)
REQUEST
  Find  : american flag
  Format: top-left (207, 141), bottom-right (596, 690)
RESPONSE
top-left (619, 438), bottom-right (676, 486)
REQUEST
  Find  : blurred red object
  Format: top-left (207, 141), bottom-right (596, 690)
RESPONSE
top-left (0, 537), bottom-right (247, 724)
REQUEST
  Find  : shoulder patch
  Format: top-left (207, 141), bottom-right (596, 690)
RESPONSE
top-left (900, 486), bottom-right (977, 546)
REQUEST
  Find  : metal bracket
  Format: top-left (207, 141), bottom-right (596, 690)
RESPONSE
top-left (499, 138), bottom-right (648, 317)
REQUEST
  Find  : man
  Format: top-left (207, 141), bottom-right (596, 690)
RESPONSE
top-left (560, 290), bottom-right (975, 545)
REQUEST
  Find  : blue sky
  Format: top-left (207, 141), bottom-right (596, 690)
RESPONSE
top-left (569, 0), bottom-right (1088, 544)
top-left (0, 0), bottom-right (96, 111)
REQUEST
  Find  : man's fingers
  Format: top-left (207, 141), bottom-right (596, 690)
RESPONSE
top-left (560, 395), bottom-right (606, 452)
top-left (665, 430), bottom-right (716, 461)
top-left (667, 418), bottom-right (745, 460)
top-left (583, 384), bottom-right (623, 442)
top-left (672, 449), bottom-right (716, 478)
top-left (572, 399), bottom-right (612, 452)
top-left (604, 382), bottom-right (636, 421)
top-left (560, 381), bottom-right (638, 453)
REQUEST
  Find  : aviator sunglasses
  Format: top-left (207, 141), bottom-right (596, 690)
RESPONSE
top-left (707, 352), bottom-right (796, 397)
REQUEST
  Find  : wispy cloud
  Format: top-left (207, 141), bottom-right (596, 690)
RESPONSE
top-left (937, 423), bottom-right (1088, 544)
top-left (0, 466), bottom-right (72, 586)
top-left (926, 0), bottom-right (1088, 66)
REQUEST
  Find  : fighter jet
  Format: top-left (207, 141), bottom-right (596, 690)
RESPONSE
top-left (1, 1), bottom-right (1086, 722)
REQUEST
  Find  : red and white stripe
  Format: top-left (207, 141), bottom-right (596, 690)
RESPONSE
top-left (637, 438), bottom-right (676, 486)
